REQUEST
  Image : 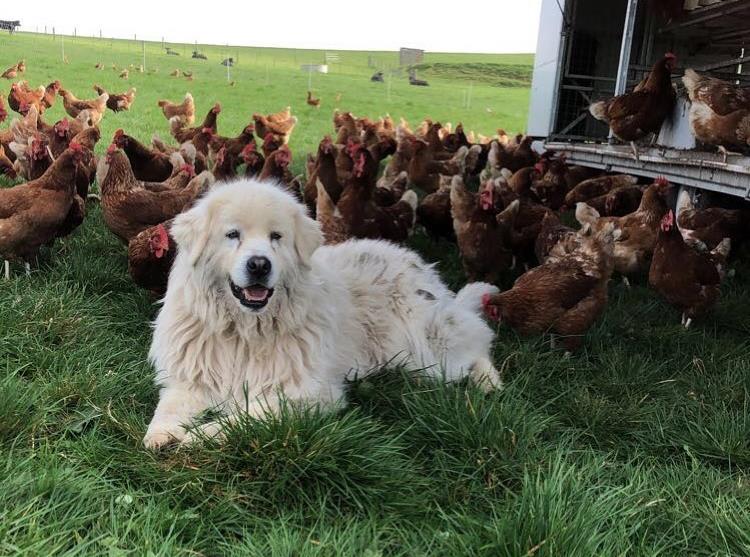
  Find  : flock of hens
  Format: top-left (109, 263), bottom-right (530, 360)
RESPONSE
top-left (0, 52), bottom-right (749, 352)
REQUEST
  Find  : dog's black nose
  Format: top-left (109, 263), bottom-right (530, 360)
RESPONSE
top-left (246, 256), bottom-right (272, 280)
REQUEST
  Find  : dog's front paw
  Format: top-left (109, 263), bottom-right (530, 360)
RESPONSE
top-left (143, 423), bottom-right (185, 450)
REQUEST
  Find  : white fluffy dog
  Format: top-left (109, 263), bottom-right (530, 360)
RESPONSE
top-left (144, 179), bottom-right (500, 449)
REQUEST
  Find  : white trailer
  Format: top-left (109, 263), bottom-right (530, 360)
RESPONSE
top-left (528, 0), bottom-right (750, 202)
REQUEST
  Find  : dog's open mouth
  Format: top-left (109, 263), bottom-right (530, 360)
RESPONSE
top-left (229, 280), bottom-right (274, 309)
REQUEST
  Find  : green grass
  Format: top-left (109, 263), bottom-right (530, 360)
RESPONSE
top-left (2, 32), bottom-right (750, 556)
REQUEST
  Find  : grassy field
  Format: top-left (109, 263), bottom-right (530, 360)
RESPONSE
top-left (2, 32), bottom-right (750, 556)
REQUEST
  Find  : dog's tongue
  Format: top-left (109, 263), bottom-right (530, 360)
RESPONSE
top-left (244, 287), bottom-right (269, 301)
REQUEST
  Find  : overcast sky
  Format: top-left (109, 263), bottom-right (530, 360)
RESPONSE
top-left (10, 1), bottom-right (542, 53)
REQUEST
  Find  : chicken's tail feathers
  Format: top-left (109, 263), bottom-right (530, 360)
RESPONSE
top-left (681, 69), bottom-right (702, 98)
top-left (169, 151), bottom-right (186, 169)
top-left (169, 115), bottom-right (186, 134)
top-left (712, 237), bottom-right (732, 260)
top-left (400, 189), bottom-right (418, 211)
top-left (675, 187), bottom-right (695, 225)
top-left (455, 282), bottom-right (500, 315)
top-left (575, 202), bottom-right (601, 226)
top-left (179, 142), bottom-right (197, 164)
top-left (315, 178), bottom-right (335, 218)
top-left (588, 101), bottom-right (609, 122)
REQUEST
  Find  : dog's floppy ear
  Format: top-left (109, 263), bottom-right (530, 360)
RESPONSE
top-left (171, 202), bottom-right (215, 266)
top-left (293, 207), bottom-right (323, 267)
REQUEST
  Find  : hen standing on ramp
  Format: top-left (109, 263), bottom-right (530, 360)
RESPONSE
top-left (589, 53), bottom-right (677, 160)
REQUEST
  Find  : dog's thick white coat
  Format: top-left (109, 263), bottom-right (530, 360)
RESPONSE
top-left (144, 180), bottom-right (499, 448)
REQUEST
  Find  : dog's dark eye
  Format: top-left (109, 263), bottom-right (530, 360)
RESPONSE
top-left (270, 232), bottom-right (282, 241)
top-left (226, 230), bottom-right (240, 240)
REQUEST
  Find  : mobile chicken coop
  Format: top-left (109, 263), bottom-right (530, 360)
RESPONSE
top-left (528, 0), bottom-right (750, 202)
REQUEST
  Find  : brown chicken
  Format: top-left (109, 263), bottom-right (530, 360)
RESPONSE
top-left (0, 93), bottom-right (7, 124)
top-left (676, 189), bottom-right (750, 251)
top-left (158, 93), bottom-right (195, 125)
top-left (485, 137), bottom-right (539, 175)
top-left (0, 144), bottom-right (17, 179)
top-left (93, 85), bottom-right (137, 112)
top-left (59, 89), bottom-right (108, 124)
top-left (113, 129), bottom-right (175, 182)
top-left (534, 211), bottom-right (576, 264)
top-left (170, 103), bottom-right (220, 144)
top-left (483, 223), bottom-right (618, 350)
top-left (212, 146), bottom-right (240, 181)
top-left (2, 64), bottom-right (19, 80)
top-left (649, 210), bottom-right (731, 327)
top-left (408, 139), bottom-right (468, 193)
top-left (303, 137), bottom-right (337, 213)
top-left (576, 177), bottom-right (671, 278)
top-left (150, 137), bottom-right (206, 174)
top-left (9, 133), bottom-right (53, 180)
top-left (417, 177), bottom-right (455, 241)
top-left (259, 145), bottom-right (296, 194)
top-left (315, 178), bottom-right (348, 245)
top-left (209, 124), bottom-right (255, 160)
top-left (128, 221), bottom-right (177, 296)
top-left (507, 166), bottom-right (542, 199)
top-left (8, 82), bottom-right (46, 115)
top-left (603, 185), bottom-right (644, 217)
top-left (47, 112), bottom-right (90, 158)
top-left (563, 174), bottom-right (638, 209)
top-left (306, 91), bottom-right (321, 108)
top-left (41, 81), bottom-right (61, 110)
top-left (531, 158), bottom-right (569, 210)
top-left (589, 53), bottom-right (677, 159)
top-left (0, 144), bottom-right (87, 276)
top-left (682, 69), bottom-right (750, 160)
top-left (69, 126), bottom-right (101, 199)
top-left (242, 142), bottom-right (265, 178)
top-left (98, 145), bottom-right (210, 243)
top-left (337, 143), bottom-right (418, 243)
top-left (451, 176), bottom-right (519, 283)
top-left (253, 109), bottom-right (297, 144)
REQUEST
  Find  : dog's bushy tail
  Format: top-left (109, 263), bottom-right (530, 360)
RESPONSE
top-left (455, 282), bottom-right (499, 314)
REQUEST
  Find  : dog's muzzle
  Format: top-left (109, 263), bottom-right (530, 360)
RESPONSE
top-left (229, 280), bottom-right (274, 310)
top-left (228, 255), bottom-right (275, 310)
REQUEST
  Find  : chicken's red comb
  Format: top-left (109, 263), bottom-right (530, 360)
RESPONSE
top-left (654, 176), bottom-right (669, 187)
top-left (150, 223), bottom-right (171, 258)
top-left (665, 52), bottom-right (677, 59)
top-left (241, 142), bottom-right (256, 154)
top-left (107, 143), bottom-right (118, 154)
top-left (212, 103), bottom-right (222, 113)
top-left (263, 132), bottom-right (274, 142)
top-left (114, 128), bottom-right (125, 138)
top-left (202, 127), bottom-right (213, 135)
top-left (69, 141), bottom-right (83, 152)
top-left (181, 163), bottom-right (196, 177)
top-left (244, 124), bottom-right (255, 133)
top-left (481, 293), bottom-right (492, 307)
top-left (155, 223), bottom-right (169, 244)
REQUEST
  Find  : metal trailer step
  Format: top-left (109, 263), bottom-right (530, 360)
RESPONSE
top-left (544, 141), bottom-right (750, 199)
